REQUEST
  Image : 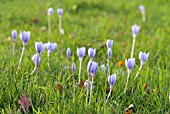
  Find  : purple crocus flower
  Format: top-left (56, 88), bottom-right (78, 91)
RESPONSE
top-left (46, 42), bottom-right (57, 54)
top-left (107, 48), bottom-right (112, 60)
top-left (57, 8), bottom-right (63, 16)
top-left (90, 61), bottom-right (98, 77)
top-left (47, 7), bottom-right (54, 15)
top-left (100, 64), bottom-right (106, 72)
top-left (88, 48), bottom-right (96, 59)
top-left (77, 47), bottom-right (86, 61)
top-left (72, 62), bottom-right (76, 72)
top-left (32, 53), bottom-right (41, 65)
top-left (108, 74), bottom-right (116, 88)
top-left (139, 5), bottom-right (145, 13)
top-left (139, 51), bottom-right (149, 65)
top-left (66, 47), bottom-right (71, 60)
top-left (131, 24), bottom-right (140, 38)
top-left (12, 30), bottom-right (17, 41)
top-left (87, 60), bottom-right (93, 75)
top-left (20, 31), bottom-right (30, 46)
top-left (125, 58), bottom-right (135, 71)
top-left (35, 42), bottom-right (46, 54)
top-left (106, 39), bottom-right (113, 48)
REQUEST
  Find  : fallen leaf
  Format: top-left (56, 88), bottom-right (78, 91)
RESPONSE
top-left (125, 110), bottom-right (132, 114)
top-left (18, 94), bottom-right (31, 113)
top-left (78, 80), bottom-right (85, 88)
top-left (57, 84), bottom-right (62, 93)
top-left (117, 61), bottom-right (124, 67)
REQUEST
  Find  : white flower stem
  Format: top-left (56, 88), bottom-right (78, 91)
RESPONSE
top-left (73, 72), bottom-right (75, 102)
top-left (131, 37), bottom-right (136, 58)
top-left (106, 87), bottom-right (112, 103)
top-left (86, 74), bottom-right (90, 105)
top-left (135, 64), bottom-right (143, 79)
top-left (48, 54), bottom-right (50, 69)
top-left (36, 65), bottom-right (39, 77)
top-left (78, 59), bottom-right (82, 83)
top-left (12, 42), bottom-right (15, 55)
top-left (31, 64), bottom-right (36, 75)
top-left (68, 59), bottom-right (70, 76)
top-left (107, 59), bottom-right (110, 76)
top-left (124, 70), bottom-right (131, 93)
top-left (89, 77), bottom-right (94, 104)
top-left (142, 12), bottom-right (146, 22)
top-left (59, 16), bottom-right (62, 32)
top-left (18, 46), bottom-right (25, 70)
top-left (48, 15), bottom-right (51, 35)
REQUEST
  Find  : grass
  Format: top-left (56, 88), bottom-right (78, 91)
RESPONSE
top-left (0, 0), bottom-right (170, 113)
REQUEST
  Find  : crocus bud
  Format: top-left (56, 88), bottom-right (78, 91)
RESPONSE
top-left (32, 53), bottom-right (41, 65)
top-left (108, 74), bottom-right (116, 88)
top-left (100, 64), bottom-right (106, 72)
top-left (125, 58), bottom-right (135, 72)
top-left (66, 47), bottom-right (71, 60)
top-left (46, 42), bottom-right (57, 55)
top-left (90, 61), bottom-right (98, 77)
top-left (47, 7), bottom-right (54, 15)
top-left (72, 62), bottom-right (76, 72)
top-left (12, 30), bottom-right (17, 41)
top-left (35, 42), bottom-right (46, 54)
top-left (88, 48), bottom-right (96, 59)
top-left (77, 47), bottom-right (86, 61)
top-left (107, 48), bottom-right (112, 60)
top-left (87, 60), bottom-right (93, 75)
top-left (106, 39), bottom-right (113, 48)
top-left (139, 51), bottom-right (149, 65)
top-left (20, 31), bottom-right (30, 46)
top-left (57, 8), bottom-right (63, 16)
top-left (139, 5), bottom-right (145, 13)
top-left (131, 24), bottom-right (140, 38)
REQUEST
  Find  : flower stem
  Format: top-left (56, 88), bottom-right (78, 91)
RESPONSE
top-left (59, 16), bottom-right (62, 32)
top-left (107, 59), bottom-right (110, 76)
top-left (36, 65), bottom-right (39, 77)
top-left (89, 77), bottom-right (94, 104)
top-left (106, 87), bottom-right (112, 103)
top-left (142, 12), bottom-right (146, 22)
top-left (12, 42), bottom-right (15, 55)
top-left (68, 60), bottom-right (70, 76)
top-left (18, 46), bottom-right (25, 70)
top-left (124, 70), bottom-right (131, 93)
top-left (30, 65), bottom-right (36, 75)
top-left (48, 15), bottom-right (51, 35)
top-left (86, 74), bottom-right (90, 105)
top-left (131, 37), bottom-right (136, 58)
top-left (78, 60), bottom-right (82, 83)
top-left (135, 64), bottom-right (143, 79)
top-left (48, 54), bottom-right (50, 69)
top-left (73, 72), bottom-right (75, 102)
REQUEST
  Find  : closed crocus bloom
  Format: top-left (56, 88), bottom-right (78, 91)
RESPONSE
top-left (139, 5), bottom-right (145, 13)
top-left (100, 64), bottom-right (106, 72)
top-left (32, 54), bottom-right (41, 65)
top-left (46, 42), bottom-right (57, 54)
top-left (57, 8), bottom-right (63, 16)
top-left (139, 51), bottom-right (149, 65)
top-left (87, 60), bottom-right (93, 74)
top-left (72, 62), bottom-right (76, 72)
top-left (12, 30), bottom-right (17, 41)
top-left (107, 48), bottom-right (112, 60)
top-left (35, 42), bottom-right (46, 54)
top-left (131, 24), bottom-right (140, 38)
top-left (88, 48), bottom-right (96, 59)
top-left (108, 74), bottom-right (116, 88)
top-left (77, 47), bottom-right (86, 60)
top-left (20, 31), bottom-right (30, 46)
top-left (66, 47), bottom-right (71, 60)
top-left (125, 58), bottom-right (135, 71)
top-left (47, 7), bottom-right (54, 15)
top-left (90, 61), bottom-right (98, 77)
top-left (106, 39), bottom-right (113, 48)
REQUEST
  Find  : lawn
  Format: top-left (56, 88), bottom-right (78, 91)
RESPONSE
top-left (0, 0), bottom-right (170, 113)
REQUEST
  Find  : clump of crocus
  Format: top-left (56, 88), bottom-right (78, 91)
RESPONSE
top-left (18, 31), bottom-right (30, 70)
top-left (131, 24), bottom-right (140, 58)
top-left (31, 53), bottom-right (41, 76)
top-left (135, 51), bottom-right (149, 79)
top-left (139, 5), bottom-right (146, 22)
top-left (66, 47), bottom-right (71, 75)
top-left (46, 42), bottom-right (57, 69)
top-left (124, 58), bottom-right (135, 93)
top-left (35, 42), bottom-right (46, 55)
top-left (88, 48), bottom-right (96, 60)
top-left (12, 30), bottom-right (17, 55)
top-left (57, 8), bottom-right (64, 35)
top-left (77, 47), bottom-right (86, 83)
top-left (47, 7), bottom-right (54, 35)
top-left (106, 74), bottom-right (116, 102)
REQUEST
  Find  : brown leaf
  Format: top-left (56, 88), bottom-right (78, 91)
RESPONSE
top-left (116, 61), bottom-right (124, 67)
top-left (18, 94), bottom-right (31, 112)
top-left (78, 80), bottom-right (85, 88)
top-left (125, 110), bottom-right (132, 114)
top-left (57, 84), bottom-right (62, 93)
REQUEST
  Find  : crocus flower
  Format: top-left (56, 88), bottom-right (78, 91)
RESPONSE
top-left (131, 24), bottom-right (140, 38)
top-left (57, 8), bottom-right (63, 16)
top-left (139, 51), bottom-right (149, 65)
top-left (125, 58), bottom-right (135, 71)
top-left (108, 74), bottom-right (116, 88)
top-left (100, 64), bottom-right (106, 72)
top-left (107, 48), bottom-right (112, 60)
top-left (32, 54), bottom-right (41, 65)
top-left (72, 62), bottom-right (76, 72)
top-left (88, 48), bottom-right (96, 60)
top-left (20, 31), bottom-right (30, 46)
top-left (106, 39), bottom-right (113, 48)
top-left (66, 47), bottom-right (71, 60)
top-left (77, 47), bottom-right (86, 61)
top-left (12, 30), bottom-right (17, 41)
top-left (47, 7), bottom-right (54, 15)
top-left (139, 5), bottom-right (145, 13)
top-left (90, 61), bottom-right (98, 77)
top-left (35, 42), bottom-right (46, 54)
top-left (46, 42), bottom-right (57, 54)
top-left (87, 60), bottom-right (93, 75)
